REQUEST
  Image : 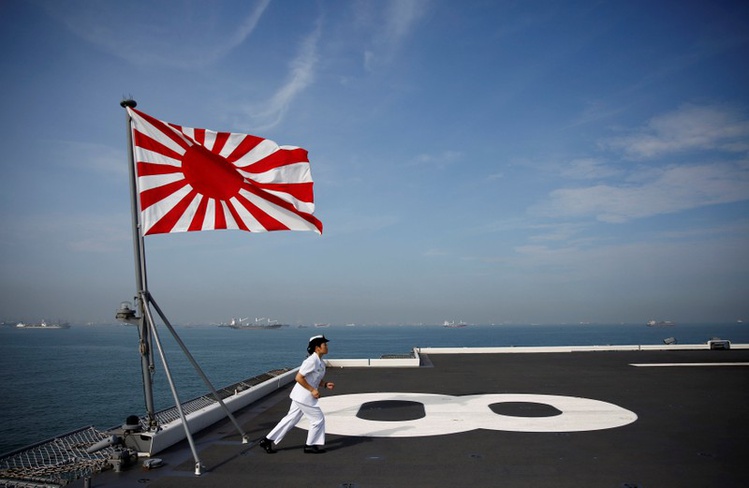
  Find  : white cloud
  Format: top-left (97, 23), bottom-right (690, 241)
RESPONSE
top-left (535, 162), bottom-right (749, 223)
top-left (383, 0), bottom-right (430, 42)
top-left (533, 104), bottom-right (749, 223)
top-left (410, 150), bottom-right (462, 168)
top-left (560, 158), bottom-right (623, 180)
top-left (45, 0), bottom-right (270, 69)
top-left (603, 103), bottom-right (749, 159)
top-left (362, 0), bottom-right (431, 71)
top-left (527, 223), bottom-right (591, 242)
top-left (239, 21), bottom-right (322, 131)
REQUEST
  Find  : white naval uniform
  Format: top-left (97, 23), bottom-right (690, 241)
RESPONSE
top-left (266, 353), bottom-right (327, 446)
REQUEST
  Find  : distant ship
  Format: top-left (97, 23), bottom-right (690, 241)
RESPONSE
top-left (16, 320), bottom-right (70, 329)
top-left (647, 320), bottom-right (676, 327)
top-left (222, 318), bottom-right (285, 329)
top-left (443, 320), bottom-right (468, 328)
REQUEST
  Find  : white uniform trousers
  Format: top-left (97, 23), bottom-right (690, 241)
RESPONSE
top-left (267, 400), bottom-right (326, 446)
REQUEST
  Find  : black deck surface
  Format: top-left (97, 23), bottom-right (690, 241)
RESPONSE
top-left (74, 349), bottom-right (749, 488)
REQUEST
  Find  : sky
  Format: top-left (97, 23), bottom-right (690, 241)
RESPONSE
top-left (0, 0), bottom-right (747, 326)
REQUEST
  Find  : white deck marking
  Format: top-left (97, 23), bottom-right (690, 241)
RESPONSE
top-left (298, 392), bottom-right (638, 437)
top-left (630, 362), bottom-right (749, 367)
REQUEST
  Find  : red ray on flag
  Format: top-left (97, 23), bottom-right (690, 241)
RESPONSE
top-left (126, 107), bottom-right (323, 236)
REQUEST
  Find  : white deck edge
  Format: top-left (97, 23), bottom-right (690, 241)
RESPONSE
top-left (325, 342), bottom-right (749, 369)
top-left (416, 342), bottom-right (749, 354)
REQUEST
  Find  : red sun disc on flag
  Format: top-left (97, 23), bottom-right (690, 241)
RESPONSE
top-left (181, 145), bottom-right (243, 201)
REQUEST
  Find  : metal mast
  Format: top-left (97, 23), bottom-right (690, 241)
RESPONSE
top-left (120, 99), bottom-right (157, 427)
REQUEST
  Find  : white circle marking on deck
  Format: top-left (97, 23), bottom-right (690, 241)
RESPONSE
top-left (297, 392), bottom-right (637, 437)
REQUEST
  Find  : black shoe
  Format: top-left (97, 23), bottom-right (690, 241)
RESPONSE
top-left (304, 445), bottom-right (326, 454)
top-left (259, 437), bottom-right (277, 454)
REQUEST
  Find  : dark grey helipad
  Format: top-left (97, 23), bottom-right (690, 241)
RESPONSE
top-left (69, 348), bottom-right (749, 488)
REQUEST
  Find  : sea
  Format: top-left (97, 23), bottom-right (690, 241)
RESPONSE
top-left (1, 322), bottom-right (747, 455)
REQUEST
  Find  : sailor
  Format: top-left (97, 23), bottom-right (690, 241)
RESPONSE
top-left (259, 335), bottom-right (334, 454)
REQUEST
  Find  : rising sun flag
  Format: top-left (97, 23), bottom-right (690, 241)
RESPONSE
top-left (126, 107), bottom-right (322, 236)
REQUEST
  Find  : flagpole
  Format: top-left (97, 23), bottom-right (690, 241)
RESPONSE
top-left (121, 99), bottom-right (157, 429)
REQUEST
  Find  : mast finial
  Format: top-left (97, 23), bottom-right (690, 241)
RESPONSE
top-left (120, 99), bottom-right (137, 108)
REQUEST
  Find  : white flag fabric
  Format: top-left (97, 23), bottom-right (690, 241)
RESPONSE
top-left (127, 107), bottom-right (322, 235)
